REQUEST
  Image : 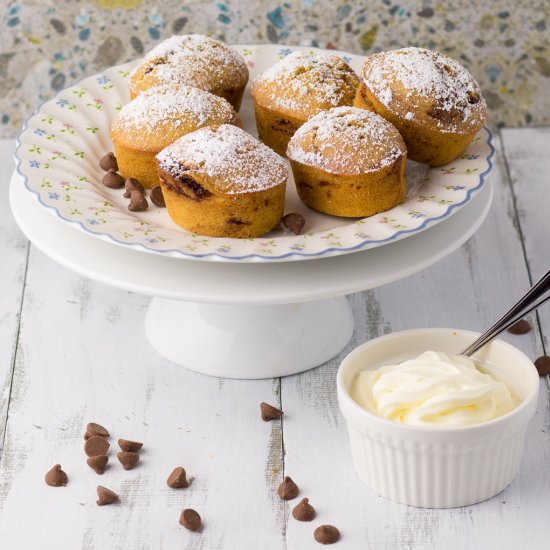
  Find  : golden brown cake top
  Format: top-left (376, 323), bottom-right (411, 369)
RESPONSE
top-left (361, 47), bottom-right (487, 134)
top-left (156, 124), bottom-right (287, 195)
top-left (251, 51), bottom-right (359, 120)
top-left (129, 34), bottom-right (249, 96)
top-left (286, 106), bottom-right (406, 176)
top-left (110, 85), bottom-right (239, 152)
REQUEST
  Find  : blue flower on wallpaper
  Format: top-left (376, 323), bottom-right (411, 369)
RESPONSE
top-left (96, 75), bottom-right (110, 85)
top-left (29, 160), bottom-right (40, 168)
top-left (148, 27), bottom-right (160, 39)
top-left (48, 192), bottom-right (60, 200)
top-left (267, 7), bottom-right (285, 29)
top-left (149, 11), bottom-right (164, 25)
top-left (486, 65), bottom-right (501, 83)
top-left (34, 129), bottom-right (47, 136)
top-left (56, 98), bottom-right (70, 108)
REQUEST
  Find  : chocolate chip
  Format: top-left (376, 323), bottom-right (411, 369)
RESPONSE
top-left (150, 185), bottom-right (166, 207)
top-left (467, 91), bottom-right (480, 104)
top-left (123, 178), bottom-right (144, 198)
top-left (84, 436), bottom-right (110, 457)
top-left (84, 422), bottom-right (110, 440)
top-left (283, 213), bottom-right (305, 235)
top-left (128, 190), bottom-right (148, 212)
top-left (87, 455), bottom-right (108, 475)
top-left (102, 169), bottom-right (125, 189)
top-left (260, 402), bottom-right (283, 421)
top-left (45, 464), bottom-right (68, 487)
top-left (179, 508), bottom-right (202, 532)
top-left (96, 485), bottom-right (119, 506)
top-left (118, 439), bottom-right (143, 453)
top-left (507, 319), bottom-right (531, 334)
top-left (99, 152), bottom-right (118, 172)
top-left (314, 525), bottom-right (340, 544)
top-left (117, 451), bottom-right (140, 470)
top-left (167, 466), bottom-right (189, 488)
top-left (535, 355), bottom-right (550, 376)
top-left (292, 498), bottom-right (316, 521)
top-left (277, 476), bottom-right (299, 500)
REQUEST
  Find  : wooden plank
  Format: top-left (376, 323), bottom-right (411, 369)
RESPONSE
top-left (0, 140), bottom-right (30, 450)
top-left (0, 246), bottom-right (285, 548)
top-left (281, 133), bottom-right (550, 549)
top-left (500, 127), bottom-right (550, 351)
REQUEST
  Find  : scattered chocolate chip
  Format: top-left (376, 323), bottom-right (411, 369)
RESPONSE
top-left (278, 476), bottom-right (299, 500)
top-left (84, 422), bottom-right (110, 440)
top-left (260, 402), bottom-right (283, 421)
top-left (535, 355), bottom-right (550, 376)
top-left (102, 169), bottom-right (125, 189)
top-left (292, 498), bottom-right (316, 521)
top-left (314, 525), bottom-right (340, 545)
top-left (283, 213), bottom-right (305, 235)
top-left (99, 152), bottom-right (118, 172)
top-left (123, 178), bottom-right (144, 198)
top-left (150, 185), bottom-right (166, 207)
top-left (117, 451), bottom-right (140, 470)
top-left (96, 485), bottom-right (119, 506)
top-left (87, 455), bottom-right (108, 475)
top-left (45, 464), bottom-right (68, 487)
top-left (84, 436), bottom-right (110, 457)
top-left (167, 466), bottom-right (189, 488)
top-left (128, 190), bottom-right (148, 212)
top-left (507, 319), bottom-right (531, 334)
top-left (179, 508), bottom-right (202, 532)
top-left (118, 439), bottom-right (143, 453)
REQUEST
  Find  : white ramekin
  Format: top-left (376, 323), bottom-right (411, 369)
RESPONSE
top-left (337, 328), bottom-right (539, 508)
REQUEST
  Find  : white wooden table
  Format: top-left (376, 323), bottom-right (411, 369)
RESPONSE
top-left (0, 130), bottom-right (549, 550)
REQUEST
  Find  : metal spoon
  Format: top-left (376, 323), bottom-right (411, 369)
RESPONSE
top-left (460, 268), bottom-right (550, 357)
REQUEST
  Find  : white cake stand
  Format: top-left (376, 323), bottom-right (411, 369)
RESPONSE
top-left (10, 172), bottom-right (492, 378)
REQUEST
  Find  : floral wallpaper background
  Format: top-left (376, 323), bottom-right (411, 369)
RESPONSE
top-left (1, 0), bottom-right (549, 138)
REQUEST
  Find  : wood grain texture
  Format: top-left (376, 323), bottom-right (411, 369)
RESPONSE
top-left (281, 133), bottom-right (550, 549)
top-left (0, 244), bottom-right (284, 548)
top-left (501, 127), bottom-right (550, 352)
top-left (0, 140), bottom-right (29, 451)
top-left (1, 131), bottom-right (550, 549)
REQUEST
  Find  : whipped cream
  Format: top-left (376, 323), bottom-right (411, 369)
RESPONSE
top-left (352, 351), bottom-right (517, 426)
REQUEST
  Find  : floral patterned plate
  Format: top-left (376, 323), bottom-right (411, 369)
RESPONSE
top-left (15, 44), bottom-right (494, 263)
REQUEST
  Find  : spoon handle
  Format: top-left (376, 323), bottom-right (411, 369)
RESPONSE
top-left (460, 268), bottom-right (550, 357)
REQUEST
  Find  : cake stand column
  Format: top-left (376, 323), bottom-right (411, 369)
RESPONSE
top-left (145, 296), bottom-right (354, 379)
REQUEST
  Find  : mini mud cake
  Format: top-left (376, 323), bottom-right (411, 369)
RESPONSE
top-left (286, 106), bottom-right (407, 218)
top-left (110, 85), bottom-right (241, 188)
top-left (156, 124), bottom-right (287, 238)
top-left (354, 47), bottom-right (487, 166)
top-left (129, 34), bottom-right (249, 111)
top-left (251, 51), bottom-right (359, 155)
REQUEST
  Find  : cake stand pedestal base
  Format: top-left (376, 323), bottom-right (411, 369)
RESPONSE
top-left (145, 296), bottom-right (354, 379)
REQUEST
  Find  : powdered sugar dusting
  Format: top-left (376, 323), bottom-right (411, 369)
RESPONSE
top-left (157, 124), bottom-right (287, 194)
top-left (130, 34), bottom-right (248, 92)
top-left (252, 51), bottom-right (359, 115)
top-left (287, 106), bottom-right (406, 175)
top-left (111, 85), bottom-right (237, 145)
top-left (362, 47), bottom-right (487, 132)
